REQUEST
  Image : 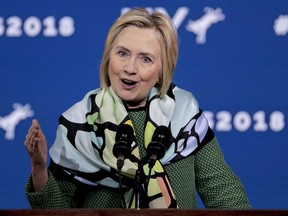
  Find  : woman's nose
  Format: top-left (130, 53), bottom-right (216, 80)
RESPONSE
top-left (124, 58), bottom-right (138, 74)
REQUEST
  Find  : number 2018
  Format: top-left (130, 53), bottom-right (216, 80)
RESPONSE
top-left (203, 110), bottom-right (285, 132)
top-left (0, 16), bottom-right (75, 37)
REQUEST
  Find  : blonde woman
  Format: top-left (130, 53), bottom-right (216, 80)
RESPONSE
top-left (25, 8), bottom-right (250, 209)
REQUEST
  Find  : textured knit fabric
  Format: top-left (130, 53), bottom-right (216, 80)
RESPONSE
top-left (128, 109), bottom-right (146, 159)
top-left (195, 139), bottom-right (250, 208)
top-left (25, 109), bottom-right (251, 209)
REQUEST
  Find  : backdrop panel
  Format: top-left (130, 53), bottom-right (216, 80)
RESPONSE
top-left (0, 0), bottom-right (287, 209)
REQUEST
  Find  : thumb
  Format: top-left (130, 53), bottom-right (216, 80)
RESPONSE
top-left (32, 119), bottom-right (41, 129)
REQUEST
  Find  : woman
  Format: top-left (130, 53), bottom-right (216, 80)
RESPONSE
top-left (25, 8), bottom-right (251, 209)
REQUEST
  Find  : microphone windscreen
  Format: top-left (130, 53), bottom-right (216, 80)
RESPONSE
top-left (116, 124), bottom-right (134, 144)
top-left (152, 125), bottom-right (171, 147)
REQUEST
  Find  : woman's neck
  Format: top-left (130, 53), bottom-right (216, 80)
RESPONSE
top-left (124, 99), bottom-right (147, 109)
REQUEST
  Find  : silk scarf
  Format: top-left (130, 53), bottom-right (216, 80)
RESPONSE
top-left (49, 84), bottom-right (214, 208)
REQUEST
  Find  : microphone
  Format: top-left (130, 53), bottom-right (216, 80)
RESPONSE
top-left (113, 124), bottom-right (134, 209)
top-left (113, 124), bottom-right (134, 171)
top-left (146, 125), bottom-right (171, 169)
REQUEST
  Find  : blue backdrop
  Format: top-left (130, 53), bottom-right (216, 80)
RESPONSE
top-left (0, 0), bottom-right (287, 209)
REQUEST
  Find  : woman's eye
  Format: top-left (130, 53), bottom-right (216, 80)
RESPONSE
top-left (118, 50), bottom-right (127, 57)
top-left (142, 56), bottom-right (152, 63)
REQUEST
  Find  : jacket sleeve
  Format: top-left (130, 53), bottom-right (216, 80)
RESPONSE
top-left (24, 170), bottom-right (77, 208)
top-left (195, 137), bottom-right (251, 209)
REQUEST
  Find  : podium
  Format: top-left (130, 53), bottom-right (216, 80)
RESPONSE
top-left (1, 209), bottom-right (288, 216)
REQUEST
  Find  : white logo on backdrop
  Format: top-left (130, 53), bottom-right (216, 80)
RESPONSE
top-left (121, 7), bottom-right (189, 29)
top-left (186, 7), bottom-right (225, 44)
top-left (0, 103), bottom-right (34, 140)
top-left (122, 6), bottom-right (225, 45)
top-left (274, 15), bottom-right (288, 36)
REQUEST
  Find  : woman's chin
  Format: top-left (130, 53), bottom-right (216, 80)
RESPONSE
top-left (123, 99), bottom-right (147, 109)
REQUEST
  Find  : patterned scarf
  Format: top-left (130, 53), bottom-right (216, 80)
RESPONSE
top-left (49, 84), bottom-right (214, 208)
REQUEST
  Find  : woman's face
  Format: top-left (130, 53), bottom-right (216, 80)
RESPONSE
top-left (109, 26), bottom-right (162, 108)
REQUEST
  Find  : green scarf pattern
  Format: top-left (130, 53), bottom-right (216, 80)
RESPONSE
top-left (49, 84), bottom-right (214, 208)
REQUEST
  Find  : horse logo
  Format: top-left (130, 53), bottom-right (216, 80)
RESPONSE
top-left (186, 7), bottom-right (225, 44)
top-left (0, 103), bottom-right (34, 140)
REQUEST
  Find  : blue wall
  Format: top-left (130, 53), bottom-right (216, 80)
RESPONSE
top-left (0, 0), bottom-right (287, 209)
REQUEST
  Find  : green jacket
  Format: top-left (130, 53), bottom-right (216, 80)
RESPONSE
top-left (25, 137), bottom-right (251, 209)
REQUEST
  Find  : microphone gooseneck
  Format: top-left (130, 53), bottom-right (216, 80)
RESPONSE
top-left (112, 124), bottom-right (134, 209)
top-left (144, 125), bottom-right (171, 197)
top-left (146, 125), bottom-right (171, 168)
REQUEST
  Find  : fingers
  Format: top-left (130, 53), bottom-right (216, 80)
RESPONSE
top-left (32, 119), bottom-right (45, 140)
top-left (24, 119), bottom-right (42, 152)
top-left (32, 119), bottom-right (40, 130)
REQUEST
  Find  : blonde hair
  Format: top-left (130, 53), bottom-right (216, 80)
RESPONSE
top-left (100, 8), bottom-right (179, 98)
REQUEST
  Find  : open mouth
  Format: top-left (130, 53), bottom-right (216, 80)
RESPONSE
top-left (122, 79), bottom-right (137, 86)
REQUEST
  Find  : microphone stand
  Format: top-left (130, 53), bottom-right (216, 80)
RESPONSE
top-left (116, 155), bottom-right (126, 209)
top-left (135, 169), bottom-right (142, 209)
top-left (135, 160), bottom-right (149, 209)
